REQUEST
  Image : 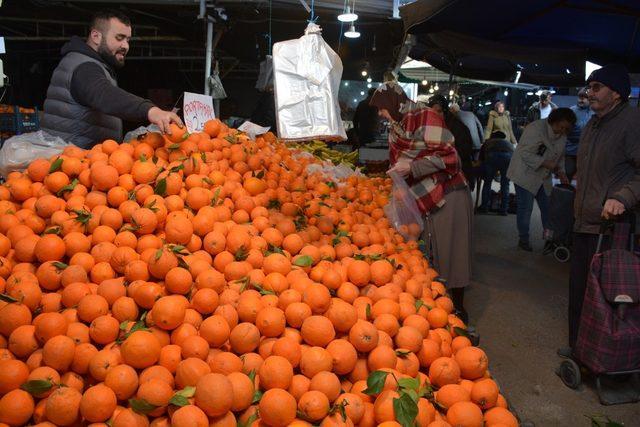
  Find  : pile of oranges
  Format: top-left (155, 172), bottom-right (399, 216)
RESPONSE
top-left (0, 120), bottom-right (519, 427)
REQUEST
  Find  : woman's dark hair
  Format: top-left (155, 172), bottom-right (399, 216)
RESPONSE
top-left (427, 94), bottom-right (448, 112)
top-left (490, 131), bottom-right (507, 139)
top-left (548, 107), bottom-right (577, 126)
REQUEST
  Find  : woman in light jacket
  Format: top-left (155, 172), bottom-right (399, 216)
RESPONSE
top-left (506, 108), bottom-right (576, 252)
top-left (484, 101), bottom-right (517, 144)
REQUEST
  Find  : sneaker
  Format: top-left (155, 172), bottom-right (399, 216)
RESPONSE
top-left (518, 240), bottom-right (533, 252)
top-left (557, 347), bottom-right (573, 358)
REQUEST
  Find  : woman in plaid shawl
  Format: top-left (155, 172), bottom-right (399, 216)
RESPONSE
top-left (370, 92), bottom-right (473, 321)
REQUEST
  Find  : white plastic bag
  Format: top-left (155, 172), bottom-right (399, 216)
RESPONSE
top-left (123, 125), bottom-right (162, 142)
top-left (273, 23), bottom-right (346, 142)
top-left (0, 131), bottom-right (70, 178)
top-left (384, 170), bottom-right (424, 241)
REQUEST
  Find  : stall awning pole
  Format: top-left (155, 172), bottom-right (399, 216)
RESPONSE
top-left (204, 16), bottom-right (213, 96)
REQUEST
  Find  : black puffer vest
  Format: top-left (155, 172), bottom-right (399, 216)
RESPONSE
top-left (41, 39), bottom-right (122, 148)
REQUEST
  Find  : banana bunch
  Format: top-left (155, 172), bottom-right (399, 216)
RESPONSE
top-left (287, 140), bottom-right (359, 166)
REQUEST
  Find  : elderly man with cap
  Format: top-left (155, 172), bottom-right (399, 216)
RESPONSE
top-left (559, 64), bottom-right (640, 357)
top-left (565, 88), bottom-right (594, 181)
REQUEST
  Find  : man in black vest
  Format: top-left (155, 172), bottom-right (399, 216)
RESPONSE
top-left (41, 10), bottom-right (183, 148)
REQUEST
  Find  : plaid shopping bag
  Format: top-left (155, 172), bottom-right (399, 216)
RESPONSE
top-left (574, 219), bottom-right (640, 374)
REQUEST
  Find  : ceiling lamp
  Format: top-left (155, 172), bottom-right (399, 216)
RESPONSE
top-left (338, 5), bottom-right (358, 23)
top-left (421, 79), bottom-right (428, 86)
top-left (344, 24), bottom-right (360, 39)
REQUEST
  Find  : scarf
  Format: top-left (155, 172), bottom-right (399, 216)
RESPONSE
top-left (390, 105), bottom-right (467, 214)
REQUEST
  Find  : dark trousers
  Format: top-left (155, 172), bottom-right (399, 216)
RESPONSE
top-left (480, 152), bottom-right (512, 213)
top-left (568, 233), bottom-right (609, 347)
top-left (565, 155), bottom-right (577, 182)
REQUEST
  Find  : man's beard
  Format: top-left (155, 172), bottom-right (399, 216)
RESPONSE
top-left (98, 39), bottom-right (126, 69)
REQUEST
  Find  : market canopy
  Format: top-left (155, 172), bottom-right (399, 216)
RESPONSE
top-left (399, 0), bottom-right (640, 86)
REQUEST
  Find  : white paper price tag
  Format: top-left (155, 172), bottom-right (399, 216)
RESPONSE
top-left (183, 92), bottom-right (215, 133)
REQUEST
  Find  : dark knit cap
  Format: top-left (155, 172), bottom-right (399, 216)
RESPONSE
top-left (586, 64), bottom-right (630, 99)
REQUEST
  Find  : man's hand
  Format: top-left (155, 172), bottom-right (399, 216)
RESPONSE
top-left (557, 171), bottom-right (570, 185)
top-left (147, 107), bottom-right (184, 134)
top-left (541, 159), bottom-right (556, 170)
top-left (602, 198), bottom-right (626, 219)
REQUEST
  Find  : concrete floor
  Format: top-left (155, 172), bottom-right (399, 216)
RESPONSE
top-left (466, 199), bottom-right (640, 425)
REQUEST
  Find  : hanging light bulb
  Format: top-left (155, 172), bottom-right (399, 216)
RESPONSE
top-left (366, 77), bottom-right (372, 83)
top-left (504, 89), bottom-right (509, 96)
top-left (449, 89), bottom-right (454, 96)
top-left (338, 5), bottom-right (358, 23)
top-left (428, 87), bottom-right (434, 94)
top-left (434, 83), bottom-right (439, 91)
top-left (360, 91), bottom-right (365, 96)
top-left (367, 83), bottom-right (372, 88)
top-left (344, 24), bottom-right (360, 39)
top-left (421, 79), bottom-right (428, 86)
top-left (361, 70), bottom-right (368, 77)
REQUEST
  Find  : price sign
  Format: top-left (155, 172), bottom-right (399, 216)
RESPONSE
top-left (183, 92), bottom-right (215, 133)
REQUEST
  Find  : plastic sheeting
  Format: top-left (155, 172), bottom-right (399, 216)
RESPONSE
top-left (273, 23), bottom-right (346, 142)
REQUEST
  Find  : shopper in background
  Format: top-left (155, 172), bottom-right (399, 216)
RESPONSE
top-left (507, 108), bottom-right (576, 252)
top-left (386, 102), bottom-right (472, 322)
top-left (427, 95), bottom-right (475, 190)
top-left (450, 103), bottom-right (484, 153)
top-left (478, 131), bottom-right (514, 215)
top-left (250, 86), bottom-right (276, 132)
top-left (562, 64), bottom-right (640, 356)
top-left (565, 88), bottom-right (594, 181)
top-left (41, 10), bottom-right (182, 148)
top-left (484, 101), bottom-right (517, 145)
top-left (525, 90), bottom-right (558, 125)
top-left (352, 88), bottom-right (379, 149)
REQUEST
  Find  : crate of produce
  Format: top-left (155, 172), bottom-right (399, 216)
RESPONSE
top-left (0, 104), bottom-right (40, 136)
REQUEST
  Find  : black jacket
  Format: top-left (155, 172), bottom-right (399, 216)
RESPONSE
top-left (66, 37), bottom-right (154, 122)
top-left (446, 114), bottom-right (474, 174)
top-left (353, 98), bottom-right (378, 144)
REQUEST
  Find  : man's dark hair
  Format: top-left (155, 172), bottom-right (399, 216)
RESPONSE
top-left (539, 90), bottom-right (551, 102)
top-left (548, 107), bottom-right (577, 126)
top-left (90, 9), bottom-right (131, 33)
top-left (490, 131), bottom-right (507, 140)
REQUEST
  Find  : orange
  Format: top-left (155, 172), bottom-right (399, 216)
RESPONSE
top-left (259, 388), bottom-right (297, 427)
top-left (194, 373), bottom-right (233, 417)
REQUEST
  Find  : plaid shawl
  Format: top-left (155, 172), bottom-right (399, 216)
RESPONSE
top-left (390, 104), bottom-right (468, 214)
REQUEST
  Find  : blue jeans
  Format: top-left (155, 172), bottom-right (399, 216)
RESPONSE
top-left (515, 184), bottom-right (550, 243)
top-left (480, 152), bottom-right (512, 213)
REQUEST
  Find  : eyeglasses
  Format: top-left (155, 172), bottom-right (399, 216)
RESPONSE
top-left (586, 83), bottom-right (604, 93)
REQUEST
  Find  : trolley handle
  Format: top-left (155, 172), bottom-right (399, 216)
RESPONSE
top-left (596, 212), bottom-right (637, 254)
